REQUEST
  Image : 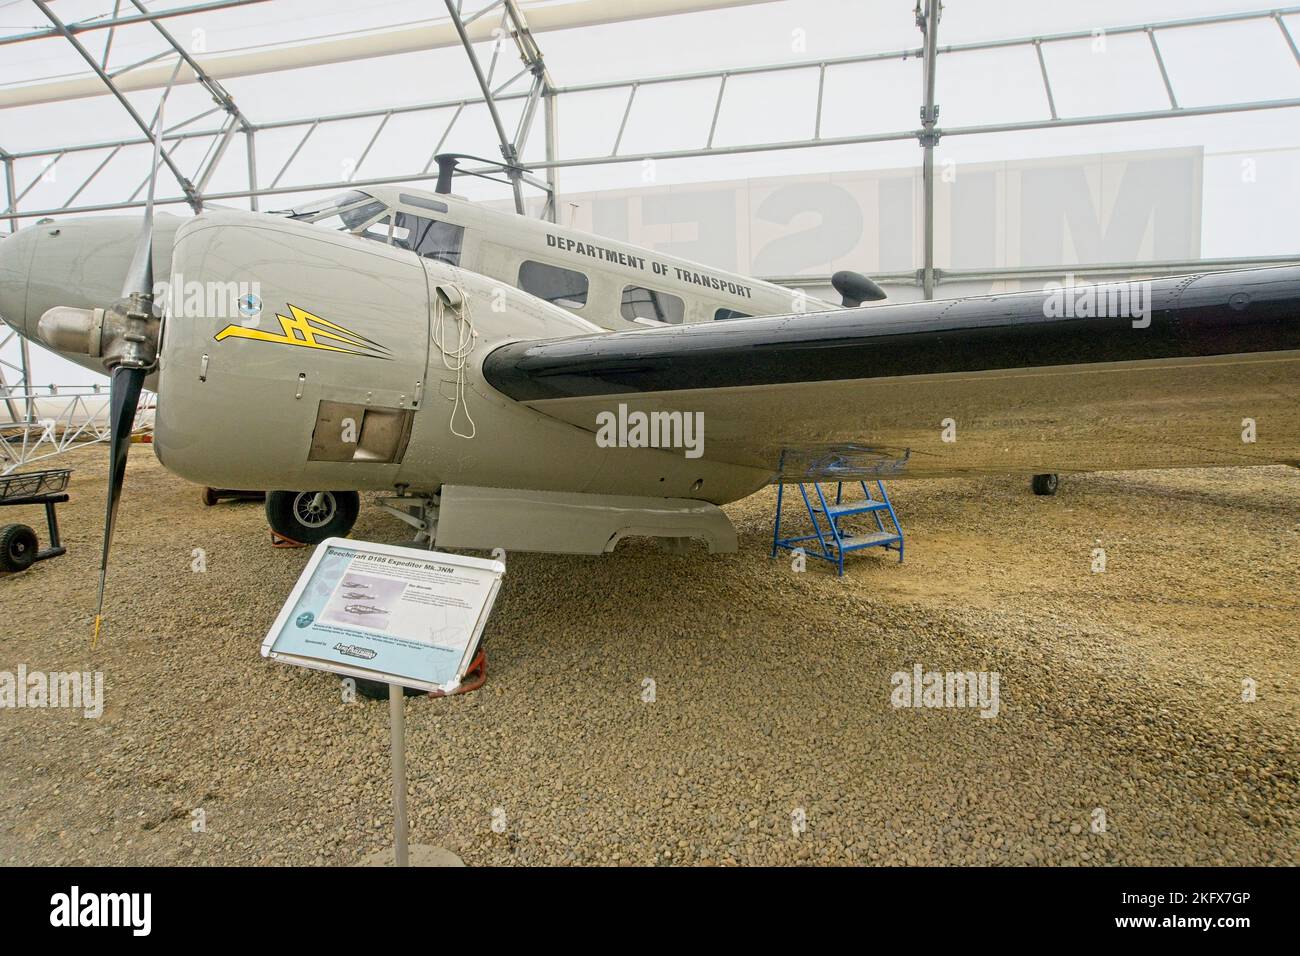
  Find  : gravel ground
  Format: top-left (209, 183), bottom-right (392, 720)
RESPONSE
top-left (0, 444), bottom-right (1296, 866)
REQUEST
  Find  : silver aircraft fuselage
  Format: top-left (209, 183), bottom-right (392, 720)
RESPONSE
top-left (0, 194), bottom-right (1296, 512)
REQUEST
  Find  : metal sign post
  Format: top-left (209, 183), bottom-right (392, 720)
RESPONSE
top-left (389, 682), bottom-right (409, 867)
top-left (260, 538), bottom-right (505, 867)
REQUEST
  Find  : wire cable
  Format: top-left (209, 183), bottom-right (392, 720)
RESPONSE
top-left (432, 281), bottom-right (476, 440)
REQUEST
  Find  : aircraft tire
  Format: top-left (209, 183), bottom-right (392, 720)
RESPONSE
top-left (265, 490), bottom-right (360, 545)
top-left (0, 523), bottom-right (39, 573)
top-left (1031, 473), bottom-right (1059, 496)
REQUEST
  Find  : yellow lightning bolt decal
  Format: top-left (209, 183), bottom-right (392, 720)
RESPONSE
top-left (215, 304), bottom-right (391, 359)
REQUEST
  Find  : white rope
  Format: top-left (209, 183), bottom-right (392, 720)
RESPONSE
top-left (432, 283), bottom-right (477, 439)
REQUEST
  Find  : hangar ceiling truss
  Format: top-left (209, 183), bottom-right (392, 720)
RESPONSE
top-left (2, 3), bottom-right (1296, 227)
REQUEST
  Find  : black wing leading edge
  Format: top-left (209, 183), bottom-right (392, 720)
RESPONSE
top-left (483, 266), bottom-right (1300, 402)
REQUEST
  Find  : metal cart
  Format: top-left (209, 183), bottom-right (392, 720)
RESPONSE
top-left (0, 467), bottom-right (70, 573)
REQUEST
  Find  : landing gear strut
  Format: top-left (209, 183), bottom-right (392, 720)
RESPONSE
top-left (1031, 473), bottom-right (1059, 496)
top-left (265, 490), bottom-right (360, 545)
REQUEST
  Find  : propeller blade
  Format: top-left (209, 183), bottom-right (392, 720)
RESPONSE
top-left (92, 365), bottom-right (146, 647)
top-left (94, 60), bottom-right (180, 643)
top-left (120, 203), bottom-right (155, 300)
top-left (119, 60), bottom-right (179, 299)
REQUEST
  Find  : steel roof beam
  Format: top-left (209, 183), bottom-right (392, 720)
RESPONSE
top-left (29, 1), bottom-right (200, 211)
top-left (12, 4), bottom-right (1297, 162)
top-left (0, 0), bottom-right (770, 107)
top-left (13, 93), bottom-right (1298, 220)
top-left (0, 0), bottom-right (272, 47)
top-left (125, 0), bottom-right (252, 134)
top-left (7, 5), bottom-right (1298, 221)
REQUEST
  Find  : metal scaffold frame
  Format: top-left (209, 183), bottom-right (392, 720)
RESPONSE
top-left (2, 3), bottom-right (1296, 229)
top-left (1, 1), bottom-right (1298, 467)
top-left (440, 0), bottom-right (558, 219)
top-left (0, 381), bottom-right (155, 476)
top-left (0, 326), bottom-right (34, 426)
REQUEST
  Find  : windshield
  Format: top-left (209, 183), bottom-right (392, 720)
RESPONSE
top-left (276, 190), bottom-right (390, 239)
top-left (284, 190), bottom-right (374, 222)
top-left (275, 191), bottom-right (465, 262)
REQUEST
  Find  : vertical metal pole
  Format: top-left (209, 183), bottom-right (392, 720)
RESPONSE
top-left (543, 88), bottom-right (559, 223)
top-left (919, 0), bottom-right (940, 300)
top-left (922, 146), bottom-right (935, 300)
top-left (4, 156), bottom-right (34, 423)
top-left (3, 154), bottom-right (17, 233)
top-left (388, 683), bottom-right (409, 867)
top-left (0, 362), bottom-right (20, 424)
top-left (20, 339), bottom-right (33, 423)
top-left (245, 129), bottom-right (259, 212)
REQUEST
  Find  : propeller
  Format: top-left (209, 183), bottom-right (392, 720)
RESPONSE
top-left (90, 72), bottom-right (174, 648)
top-left (94, 366), bottom-right (146, 645)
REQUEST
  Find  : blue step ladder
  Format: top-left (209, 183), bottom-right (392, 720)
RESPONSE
top-left (771, 480), bottom-right (903, 575)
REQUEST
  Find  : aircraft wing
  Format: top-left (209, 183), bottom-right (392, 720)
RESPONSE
top-left (482, 267), bottom-right (1300, 480)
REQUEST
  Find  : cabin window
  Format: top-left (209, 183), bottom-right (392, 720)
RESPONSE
top-left (519, 260), bottom-right (588, 308)
top-left (621, 285), bottom-right (685, 324)
top-left (392, 212), bottom-right (464, 266)
top-left (714, 308), bottom-right (751, 321)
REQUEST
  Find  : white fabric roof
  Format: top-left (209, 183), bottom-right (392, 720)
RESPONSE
top-left (1, 0), bottom-right (1297, 231)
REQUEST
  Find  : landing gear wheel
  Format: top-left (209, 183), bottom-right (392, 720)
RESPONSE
top-left (265, 490), bottom-right (360, 545)
top-left (202, 487), bottom-right (219, 507)
top-left (1031, 473), bottom-right (1059, 496)
top-left (0, 523), bottom-right (39, 573)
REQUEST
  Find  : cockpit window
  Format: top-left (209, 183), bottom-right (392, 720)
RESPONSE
top-left (360, 215), bottom-right (394, 244)
top-left (310, 201), bottom-right (387, 233)
top-left (285, 190), bottom-right (373, 222)
top-left (391, 212), bottom-right (464, 265)
top-left (279, 190), bottom-right (396, 247)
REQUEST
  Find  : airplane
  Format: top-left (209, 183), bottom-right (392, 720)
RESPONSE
top-left (0, 135), bottom-right (1297, 640)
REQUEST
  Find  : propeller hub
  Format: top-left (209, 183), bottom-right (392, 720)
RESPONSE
top-left (102, 291), bottom-right (161, 372)
top-left (37, 293), bottom-right (161, 372)
top-left (37, 305), bottom-right (105, 357)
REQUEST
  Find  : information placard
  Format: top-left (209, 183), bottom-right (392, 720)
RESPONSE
top-left (260, 538), bottom-right (505, 693)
